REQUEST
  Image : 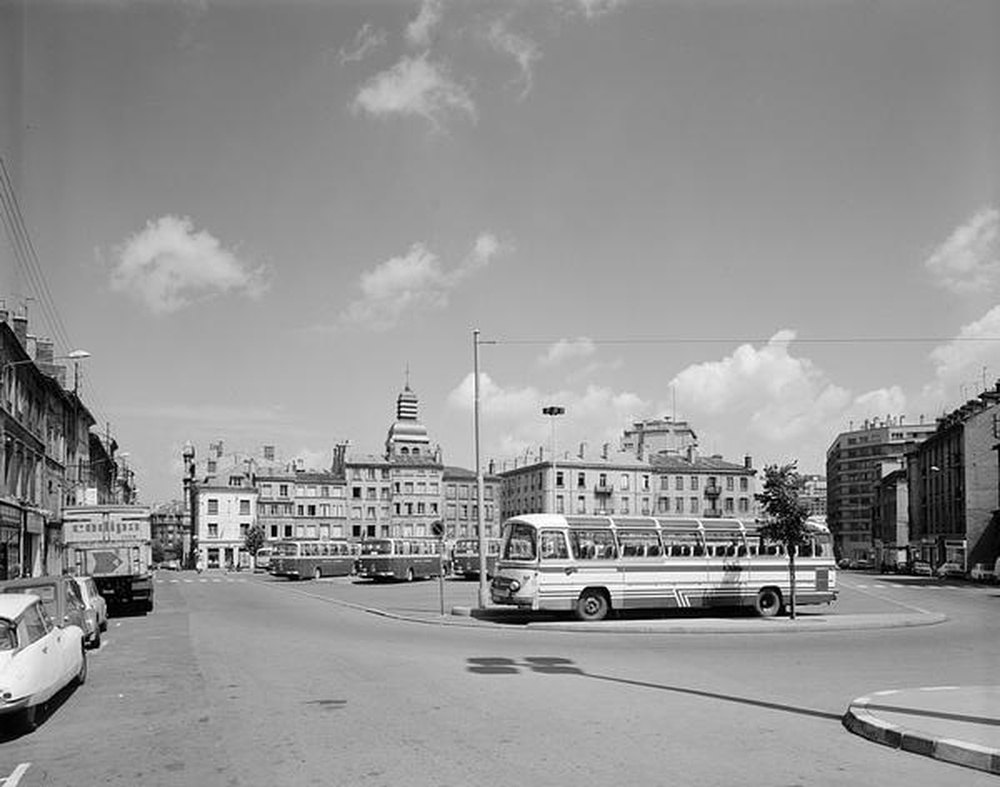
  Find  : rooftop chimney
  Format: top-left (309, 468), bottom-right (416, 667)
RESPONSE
top-left (578, 442), bottom-right (586, 459)
top-left (744, 454), bottom-right (753, 470)
top-left (11, 314), bottom-right (27, 350)
top-left (602, 442), bottom-right (610, 460)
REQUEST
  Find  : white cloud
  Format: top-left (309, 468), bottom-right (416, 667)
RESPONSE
top-left (916, 304), bottom-right (1000, 409)
top-left (351, 54), bottom-right (475, 128)
top-left (566, 0), bottom-right (628, 20)
top-left (406, 0), bottom-right (444, 48)
top-left (486, 19), bottom-right (541, 100)
top-left (110, 215), bottom-right (268, 314)
top-left (538, 337), bottom-right (597, 367)
top-left (925, 207), bottom-right (1000, 295)
top-left (340, 232), bottom-right (505, 331)
top-left (447, 372), bottom-right (648, 462)
top-left (339, 23), bottom-right (387, 65)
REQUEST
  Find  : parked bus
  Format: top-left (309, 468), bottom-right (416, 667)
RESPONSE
top-left (357, 538), bottom-right (449, 582)
top-left (268, 540), bottom-right (357, 580)
top-left (452, 537), bottom-right (501, 579)
top-left (490, 515), bottom-right (837, 621)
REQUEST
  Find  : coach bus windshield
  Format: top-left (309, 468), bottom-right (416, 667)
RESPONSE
top-left (361, 539), bottom-right (393, 555)
top-left (503, 522), bottom-right (536, 560)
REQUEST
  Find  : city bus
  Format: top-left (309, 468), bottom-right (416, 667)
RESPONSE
top-left (268, 540), bottom-right (358, 580)
top-left (490, 514), bottom-right (837, 621)
top-left (452, 537), bottom-right (501, 579)
top-left (357, 538), bottom-right (449, 582)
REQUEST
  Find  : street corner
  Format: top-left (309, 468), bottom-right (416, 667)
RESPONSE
top-left (843, 686), bottom-right (1000, 775)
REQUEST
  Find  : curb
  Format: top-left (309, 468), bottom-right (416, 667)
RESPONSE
top-left (843, 694), bottom-right (1000, 775)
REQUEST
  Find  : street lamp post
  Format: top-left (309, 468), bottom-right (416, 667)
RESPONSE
top-left (542, 406), bottom-right (565, 513)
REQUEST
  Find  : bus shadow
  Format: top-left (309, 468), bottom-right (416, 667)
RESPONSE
top-left (466, 656), bottom-right (843, 722)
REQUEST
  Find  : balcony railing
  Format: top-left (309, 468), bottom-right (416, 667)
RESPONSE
top-left (593, 483), bottom-right (613, 495)
top-left (704, 484), bottom-right (721, 497)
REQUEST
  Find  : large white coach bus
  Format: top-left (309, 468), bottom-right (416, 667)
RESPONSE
top-left (490, 515), bottom-right (837, 621)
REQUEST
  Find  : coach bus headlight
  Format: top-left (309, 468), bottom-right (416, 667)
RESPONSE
top-left (508, 579), bottom-right (520, 592)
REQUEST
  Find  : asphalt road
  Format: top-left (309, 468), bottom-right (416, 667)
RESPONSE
top-left (1, 570), bottom-right (997, 786)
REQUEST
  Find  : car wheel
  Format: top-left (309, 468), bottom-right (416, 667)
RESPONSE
top-left (76, 647), bottom-right (88, 686)
top-left (89, 628), bottom-right (101, 650)
top-left (575, 589), bottom-right (610, 621)
top-left (754, 587), bottom-right (782, 618)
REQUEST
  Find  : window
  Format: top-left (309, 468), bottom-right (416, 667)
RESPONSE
top-left (539, 530), bottom-right (568, 560)
top-left (352, 487), bottom-right (362, 499)
top-left (642, 475), bottom-right (650, 491)
top-left (556, 495), bottom-right (565, 514)
top-left (620, 474), bottom-right (630, 490)
top-left (621, 497), bottom-right (630, 514)
top-left (208, 523), bottom-right (218, 538)
top-left (229, 476), bottom-right (243, 487)
top-left (279, 484), bottom-right (289, 497)
top-left (556, 471), bottom-right (564, 488)
top-left (738, 497), bottom-right (749, 513)
top-left (307, 505), bottom-right (316, 516)
top-left (569, 529), bottom-right (617, 560)
top-left (674, 498), bottom-right (684, 513)
top-left (240, 523), bottom-right (249, 537)
top-left (297, 505), bottom-right (304, 516)
top-left (240, 499), bottom-right (250, 516)
top-left (690, 476), bottom-right (699, 491)
top-left (577, 473), bottom-right (586, 488)
top-left (740, 477), bottom-right (748, 492)
top-left (661, 476), bottom-right (671, 491)
top-left (675, 476), bottom-right (684, 491)
top-left (207, 499), bottom-right (219, 515)
top-left (726, 476), bottom-right (734, 491)
top-left (658, 497), bottom-right (670, 513)
top-left (690, 497), bottom-right (699, 513)
top-left (724, 497), bottom-right (734, 512)
top-left (576, 496), bottom-right (587, 514)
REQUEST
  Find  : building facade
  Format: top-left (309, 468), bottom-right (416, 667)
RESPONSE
top-left (0, 308), bottom-right (126, 579)
top-left (499, 442), bottom-right (758, 521)
top-left (906, 385), bottom-right (1000, 571)
top-left (826, 417), bottom-right (936, 561)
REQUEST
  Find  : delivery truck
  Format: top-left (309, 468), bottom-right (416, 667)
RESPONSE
top-left (62, 505), bottom-right (154, 612)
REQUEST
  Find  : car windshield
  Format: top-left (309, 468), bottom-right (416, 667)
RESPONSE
top-left (0, 620), bottom-right (16, 650)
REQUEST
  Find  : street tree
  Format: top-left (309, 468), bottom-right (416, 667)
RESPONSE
top-left (755, 462), bottom-right (811, 619)
top-left (244, 523), bottom-right (266, 568)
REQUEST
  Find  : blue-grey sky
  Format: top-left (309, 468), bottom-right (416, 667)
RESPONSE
top-left (1, 0), bottom-right (998, 502)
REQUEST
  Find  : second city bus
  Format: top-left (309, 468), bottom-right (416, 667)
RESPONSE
top-left (357, 538), bottom-right (450, 582)
top-left (490, 514), bottom-right (836, 620)
top-left (268, 540), bottom-right (358, 580)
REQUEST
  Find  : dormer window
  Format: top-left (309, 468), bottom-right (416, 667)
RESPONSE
top-left (229, 476), bottom-right (243, 487)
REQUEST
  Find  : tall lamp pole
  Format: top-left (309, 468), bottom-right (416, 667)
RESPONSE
top-left (542, 406), bottom-right (565, 513)
top-left (473, 329), bottom-right (488, 608)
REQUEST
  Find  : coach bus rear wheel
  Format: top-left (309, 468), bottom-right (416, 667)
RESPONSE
top-left (406, 568), bottom-right (414, 582)
top-left (575, 589), bottom-right (610, 622)
top-left (754, 588), bottom-right (782, 618)
top-left (313, 567), bottom-right (322, 580)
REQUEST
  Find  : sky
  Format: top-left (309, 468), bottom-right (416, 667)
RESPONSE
top-left (0, 0), bottom-right (998, 504)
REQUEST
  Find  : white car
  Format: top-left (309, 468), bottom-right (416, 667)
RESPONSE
top-left (70, 576), bottom-right (108, 640)
top-left (0, 593), bottom-right (87, 732)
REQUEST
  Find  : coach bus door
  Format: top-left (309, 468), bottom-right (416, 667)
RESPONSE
top-left (537, 529), bottom-right (575, 608)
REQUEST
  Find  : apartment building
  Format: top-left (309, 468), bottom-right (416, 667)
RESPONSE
top-left (826, 417), bottom-right (936, 562)
top-left (499, 441), bottom-right (757, 520)
top-left (906, 384), bottom-right (1000, 571)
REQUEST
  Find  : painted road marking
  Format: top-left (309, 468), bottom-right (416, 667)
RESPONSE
top-left (1, 763), bottom-right (31, 786)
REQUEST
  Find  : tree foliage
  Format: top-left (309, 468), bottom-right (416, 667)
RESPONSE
top-left (755, 462), bottom-right (810, 547)
top-left (243, 523), bottom-right (266, 557)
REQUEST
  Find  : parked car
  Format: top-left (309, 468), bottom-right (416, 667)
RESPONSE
top-left (0, 576), bottom-right (99, 650)
top-left (0, 593), bottom-right (87, 731)
top-left (970, 562), bottom-right (997, 583)
top-left (69, 576), bottom-right (107, 642)
top-left (936, 561), bottom-right (965, 579)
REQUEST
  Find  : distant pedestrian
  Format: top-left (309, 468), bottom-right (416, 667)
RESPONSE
top-left (196, 556), bottom-right (204, 574)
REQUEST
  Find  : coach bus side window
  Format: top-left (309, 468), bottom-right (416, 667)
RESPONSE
top-left (506, 524), bottom-right (536, 560)
top-left (540, 531), bottom-right (568, 560)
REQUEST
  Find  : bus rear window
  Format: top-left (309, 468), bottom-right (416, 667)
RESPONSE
top-left (504, 523), bottom-right (536, 560)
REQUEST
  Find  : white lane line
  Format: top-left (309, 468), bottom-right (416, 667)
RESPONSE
top-left (1, 763), bottom-right (31, 787)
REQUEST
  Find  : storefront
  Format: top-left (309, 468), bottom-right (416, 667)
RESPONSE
top-left (0, 501), bottom-right (22, 579)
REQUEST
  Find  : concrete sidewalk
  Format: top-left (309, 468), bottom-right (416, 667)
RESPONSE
top-left (844, 686), bottom-right (1000, 775)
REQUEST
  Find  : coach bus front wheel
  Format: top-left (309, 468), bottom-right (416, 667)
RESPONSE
top-left (575, 589), bottom-right (610, 622)
top-left (754, 587), bottom-right (782, 618)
